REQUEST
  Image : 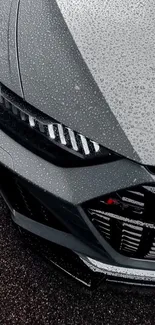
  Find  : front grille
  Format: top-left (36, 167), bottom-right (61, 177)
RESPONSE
top-left (0, 84), bottom-right (116, 167)
top-left (85, 185), bottom-right (155, 260)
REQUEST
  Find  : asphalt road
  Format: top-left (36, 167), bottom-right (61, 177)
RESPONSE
top-left (1, 196), bottom-right (155, 325)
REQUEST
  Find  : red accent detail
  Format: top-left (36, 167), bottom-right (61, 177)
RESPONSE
top-left (106, 198), bottom-right (117, 205)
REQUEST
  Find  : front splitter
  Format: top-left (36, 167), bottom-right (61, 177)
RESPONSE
top-left (17, 225), bottom-right (155, 289)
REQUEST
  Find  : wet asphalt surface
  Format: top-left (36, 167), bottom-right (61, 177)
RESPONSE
top-left (1, 196), bottom-right (155, 325)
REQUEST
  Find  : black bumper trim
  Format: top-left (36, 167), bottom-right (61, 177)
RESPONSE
top-left (11, 210), bottom-right (104, 261)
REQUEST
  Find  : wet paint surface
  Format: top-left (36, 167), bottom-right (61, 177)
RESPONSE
top-left (17, 0), bottom-right (138, 164)
top-left (16, 0), bottom-right (155, 165)
top-left (56, 0), bottom-right (155, 165)
top-left (1, 1), bottom-right (155, 164)
top-left (0, 0), bottom-right (22, 96)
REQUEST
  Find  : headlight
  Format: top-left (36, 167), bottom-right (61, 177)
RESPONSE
top-left (0, 84), bottom-right (121, 167)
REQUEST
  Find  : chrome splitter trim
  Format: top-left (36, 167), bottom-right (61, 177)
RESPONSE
top-left (81, 256), bottom-right (155, 283)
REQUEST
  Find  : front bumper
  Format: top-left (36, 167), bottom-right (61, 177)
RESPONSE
top-left (1, 125), bottom-right (155, 286)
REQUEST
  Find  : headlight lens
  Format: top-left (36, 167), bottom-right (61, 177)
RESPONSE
top-left (0, 84), bottom-right (121, 167)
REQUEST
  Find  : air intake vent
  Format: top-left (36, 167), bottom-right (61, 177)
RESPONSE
top-left (85, 185), bottom-right (155, 260)
top-left (146, 166), bottom-right (155, 175)
top-left (0, 165), bottom-right (69, 232)
top-left (0, 84), bottom-right (118, 167)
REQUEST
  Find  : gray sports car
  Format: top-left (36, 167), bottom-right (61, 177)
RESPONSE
top-left (1, 0), bottom-right (155, 287)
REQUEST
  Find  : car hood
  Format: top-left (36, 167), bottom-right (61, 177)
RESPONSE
top-left (0, 0), bottom-right (23, 98)
top-left (18, 0), bottom-right (155, 166)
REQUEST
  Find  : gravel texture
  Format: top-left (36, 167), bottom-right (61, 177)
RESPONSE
top-left (1, 196), bottom-right (155, 325)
